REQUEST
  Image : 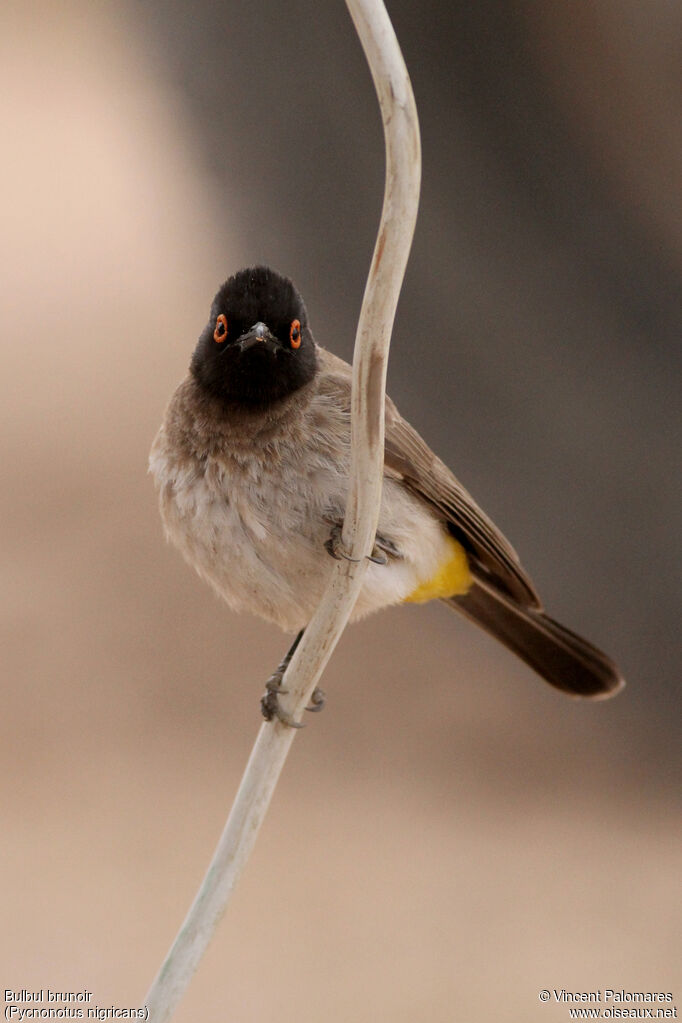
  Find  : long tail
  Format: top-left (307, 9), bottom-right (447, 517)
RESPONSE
top-left (446, 577), bottom-right (624, 698)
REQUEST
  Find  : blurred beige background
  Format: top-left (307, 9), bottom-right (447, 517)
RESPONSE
top-left (1, 1), bottom-right (680, 1020)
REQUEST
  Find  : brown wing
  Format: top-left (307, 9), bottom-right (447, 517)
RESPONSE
top-left (383, 401), bottom-right (541, 607)
top-left (316, 348), bottom-right (541, 608)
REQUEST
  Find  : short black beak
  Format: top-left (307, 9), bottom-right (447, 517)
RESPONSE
top-left (237, 322), bottom-right (279, 353)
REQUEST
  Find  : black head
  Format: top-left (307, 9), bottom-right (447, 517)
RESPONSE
top-left (190, 266), bottom-right (318, 407)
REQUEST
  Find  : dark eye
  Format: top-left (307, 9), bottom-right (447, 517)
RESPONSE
top-left (290, 319), bottom-right (301, 349)
top-left (213, 314), bottom-right (228, 343)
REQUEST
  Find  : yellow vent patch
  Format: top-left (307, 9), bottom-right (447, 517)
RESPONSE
top-left (404, 535), bottom-right (472, 603)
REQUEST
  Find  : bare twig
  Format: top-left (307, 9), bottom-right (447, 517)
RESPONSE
top-left (143, 1), bottom-right (420, 1018)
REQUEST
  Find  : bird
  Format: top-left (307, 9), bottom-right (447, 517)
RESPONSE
top-left (149, 265), bottom-right (624, 724)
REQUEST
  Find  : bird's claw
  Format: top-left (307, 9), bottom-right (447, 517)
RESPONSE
top-left (305, 687), bottom-right (326, 713)
top-left (261, 674), bottom-right (304, 728)
top-left (324, 518), bottom-right (397, 566)
top-left (324, 522), bottom-right (362, 563)
top-left (261, 673), bottom-right (326, 728)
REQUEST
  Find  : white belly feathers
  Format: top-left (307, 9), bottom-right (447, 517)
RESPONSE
top-left (150, 380), bottom-right (456, 632)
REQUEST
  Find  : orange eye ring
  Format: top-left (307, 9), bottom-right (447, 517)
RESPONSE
top-left (213, 314), bottom-right (228, 343)
top-left (290, 319), bottom-right (301, 349)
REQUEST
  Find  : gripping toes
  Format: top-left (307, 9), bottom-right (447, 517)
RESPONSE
top-left (323, 517), bottom-right (400, 565)
top-left (261, 673), bottom-right (303, 728)
top-left (324, 521), bottom-right (361, 563)
top-left (261, 676), bottom-right (326, 728)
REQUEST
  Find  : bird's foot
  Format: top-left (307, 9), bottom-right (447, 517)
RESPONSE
top-left (260, 673), bottom-right (326, 728)
top-left (260, 670), bottom-right (302, 728)
top-left (324, 522), bottom-right (362, 563)
top-left (306, 687), bottom-right (326, 713)
top-left (323, 518), bottom-right (400, 566)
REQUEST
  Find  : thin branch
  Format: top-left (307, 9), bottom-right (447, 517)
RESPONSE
top-left (142, 1), bottom-right (420, 1018)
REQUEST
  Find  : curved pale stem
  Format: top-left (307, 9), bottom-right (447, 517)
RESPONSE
top-left (143, 2), bottom-right (420, 1019)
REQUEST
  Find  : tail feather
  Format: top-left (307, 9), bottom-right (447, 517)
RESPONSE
top-left (447, 578), bottom-right (624, 698)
